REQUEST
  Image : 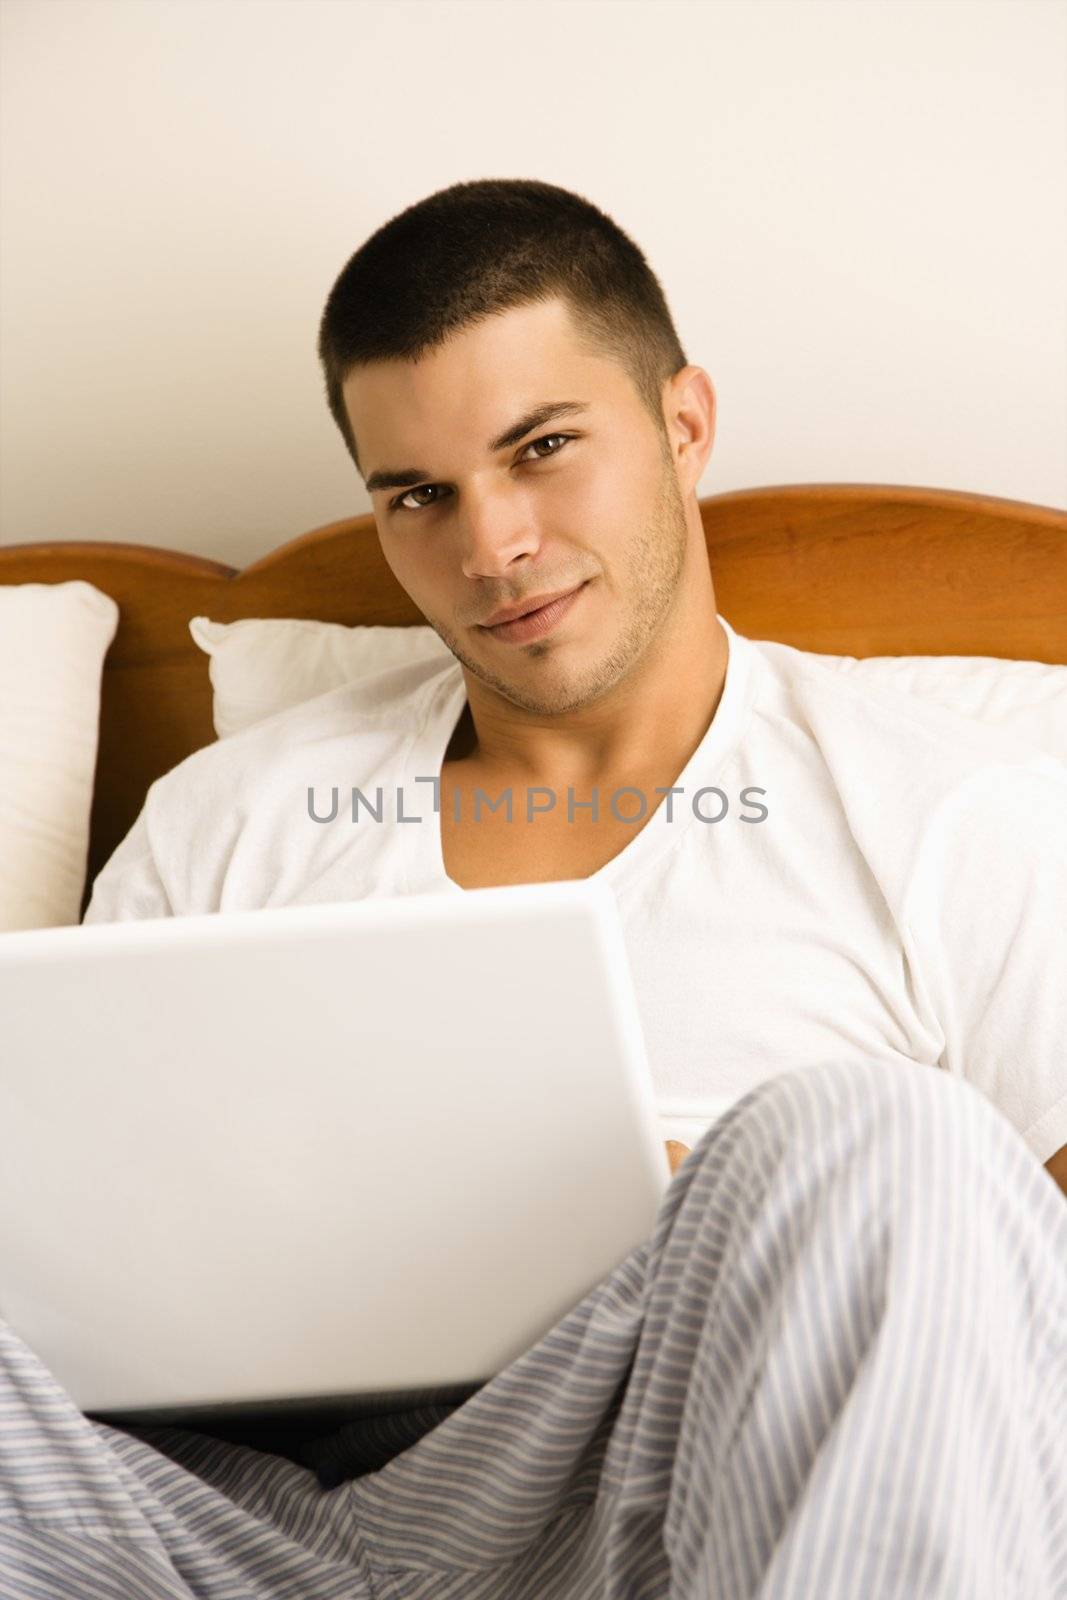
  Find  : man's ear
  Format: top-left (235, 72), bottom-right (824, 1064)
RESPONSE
top-left (663, 366), bottom-right (715, 497)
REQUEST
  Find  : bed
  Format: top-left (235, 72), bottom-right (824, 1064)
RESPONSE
top-left (2, 477), bottom-right (1066, 1453)
top-left (2, 479), bottom-right (1065, 923)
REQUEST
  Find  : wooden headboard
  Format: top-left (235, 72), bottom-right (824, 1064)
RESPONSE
top-left (1, 482), bottom-right (1064, 914)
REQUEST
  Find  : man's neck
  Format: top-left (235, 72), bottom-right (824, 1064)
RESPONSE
top-left (443, 614), bottom-right (730, 794)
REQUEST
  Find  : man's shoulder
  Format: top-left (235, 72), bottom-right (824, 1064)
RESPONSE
top-left (742, 632), bottom-right (1066, 912)
top-left (748, 633), bottom-right (1064, 796)
top-left (147, 654), bottom-right (463, 814)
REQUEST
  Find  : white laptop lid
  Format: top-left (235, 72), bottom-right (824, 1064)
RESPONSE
top-left (0, 879), bottom-right (669, 1416)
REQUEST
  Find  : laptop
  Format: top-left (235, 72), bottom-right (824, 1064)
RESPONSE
top-left (0, 879), bottom-right (668, 1433)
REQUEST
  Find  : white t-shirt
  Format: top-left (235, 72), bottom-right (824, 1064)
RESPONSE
top-left (83, 616), bottom-right (1067, 1165)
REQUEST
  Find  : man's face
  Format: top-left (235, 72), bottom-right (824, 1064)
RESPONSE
top-left (342, 297), bottom-right (693, 717)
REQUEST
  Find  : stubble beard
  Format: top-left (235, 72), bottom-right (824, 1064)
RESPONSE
top-left (429, 461), bottom-right (691, 718)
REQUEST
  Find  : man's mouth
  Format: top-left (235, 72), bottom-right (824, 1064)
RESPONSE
top-left (478, 582), bottom-right (589, 644)
top-left (480, 585), bottom-right (585, 628)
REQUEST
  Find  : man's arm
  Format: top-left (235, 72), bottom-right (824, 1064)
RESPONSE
top-left (82, 804), bottom-right (173, 924)
top-left (1046, 1143), bottom-right (1067, 1199)
top-left (902, 760), bottom-right (1067, 1180)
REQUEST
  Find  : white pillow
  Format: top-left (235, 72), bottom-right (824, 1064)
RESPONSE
top-left (188, 614), bottom-right (1067, 761)
top-left (189, 615), bottom-right (452, 740)
top-left (0, 581), bottom-right (119, 932)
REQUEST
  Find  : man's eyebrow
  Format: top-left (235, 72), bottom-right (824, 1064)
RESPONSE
top-left (364, 401), bottom-right (592, 494)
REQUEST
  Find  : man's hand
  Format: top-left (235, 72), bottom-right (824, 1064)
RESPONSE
top-left (665, 1140), bottom-right (691, 1176)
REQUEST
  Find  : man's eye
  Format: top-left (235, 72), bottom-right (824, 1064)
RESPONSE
top-left (391, 433), bottom-right (573, 515)
top-left (520, 432), bottom-right (571, 461)
top-left (393, 484), bottom-right (446, 513)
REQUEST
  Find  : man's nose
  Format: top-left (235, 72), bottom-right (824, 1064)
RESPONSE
top-left (457, 486), bottom-right (542, 579)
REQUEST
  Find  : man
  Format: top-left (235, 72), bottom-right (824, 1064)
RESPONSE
top-left (2, 178), bottom-right (1065, 1597)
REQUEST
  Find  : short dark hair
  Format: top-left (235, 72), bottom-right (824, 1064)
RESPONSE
top-left (317, 178), bottom-right (688, 474)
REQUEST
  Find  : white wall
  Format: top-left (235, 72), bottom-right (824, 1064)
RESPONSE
top-left (1, 0), bottom-right (1064, 568)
